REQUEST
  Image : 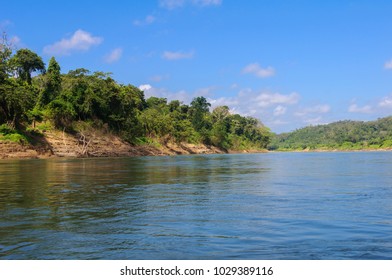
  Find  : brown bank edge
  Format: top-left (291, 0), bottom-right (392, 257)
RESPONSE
top-left (0, 130), bottom-right (267, 160)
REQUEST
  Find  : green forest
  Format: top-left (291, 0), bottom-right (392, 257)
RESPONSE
top-left (0, 35), bottom-right (271, 151)
top-left (269, 117), bottom-right (392, 151)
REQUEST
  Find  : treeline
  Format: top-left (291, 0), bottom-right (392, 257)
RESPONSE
top-left (0, 36), bottom-right (271, 150)
top-left (269, 117), bottom-right (392, 150)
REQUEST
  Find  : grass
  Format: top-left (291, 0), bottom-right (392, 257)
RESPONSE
top-left (35, 122), bottom-right (54, 132)
top-left (0, 123), bottom-right (40, 144)
top-left (0, 132), bottom-right (29, 144)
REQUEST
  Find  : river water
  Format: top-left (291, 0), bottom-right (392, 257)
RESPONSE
top-left (0, 152), bottom-right (391, 259)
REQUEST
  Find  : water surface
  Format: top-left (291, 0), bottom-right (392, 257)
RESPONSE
top-left (1, 152), bottom-right (391, 259)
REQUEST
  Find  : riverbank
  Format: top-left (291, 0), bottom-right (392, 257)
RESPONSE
top-left (3, 133), bottom-right (392, 159)
top-left (271, 147), bottom-right (392, 152)
top-left (0, 129), bottom-right (267, 159)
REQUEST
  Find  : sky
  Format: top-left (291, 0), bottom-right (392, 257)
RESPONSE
top-left (2, 0), bottom-right (392, 133)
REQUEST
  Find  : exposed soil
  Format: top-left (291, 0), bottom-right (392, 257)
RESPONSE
top-left (0, 129), bottom-right (231, 159)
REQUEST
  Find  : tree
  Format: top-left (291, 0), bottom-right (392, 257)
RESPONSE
top-left (189, 96), bottom-right (211, 131)
top-left (168, 100), bottom-right (180, 112)
top-left (46, 99), bottom-right (76, 128)
top-left (38, 57), bottom-right (62, 106)
top-left (106, 84), bottom-right (144, 135)
top-left (211, 120), bottom-right (230, 149)
top-left (46, 57), bottom-right (61, 94)
top-left (228, 114), bottom-right (246, 136)
top-left (67, 68), bottom-right (90, 77)
top-left (146, 96), bottom-right (168, 109)
top-left (0, 32), bottom-right (13, 83)
top-left (10, 49), bottom-right (45, 84)
top-left (0, 79), bottom-right (35, 127)
top-left (190, 96), bottom-right (210, 113)
top-left (139, 107), bottom-right (173, 138)
top-left (139, 97), bottom-right (172, 139)
top-left (212, 106), bottom-right (230, 123)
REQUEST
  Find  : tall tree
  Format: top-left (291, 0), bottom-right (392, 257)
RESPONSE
top-left (10, 49), bottom-right (45, 84)
top-left (189, 96), bottom-right (211, 131)
top-left (46, 57), bottom-right (61, 92)
top-left (38, 57), bottom-right (61, 106)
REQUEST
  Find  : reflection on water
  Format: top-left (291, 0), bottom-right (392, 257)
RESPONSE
top-left (0, 153), bottom-right (392, 259)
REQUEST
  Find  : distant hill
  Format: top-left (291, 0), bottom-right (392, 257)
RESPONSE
top-left (269, 116), bottom-right (392, 151)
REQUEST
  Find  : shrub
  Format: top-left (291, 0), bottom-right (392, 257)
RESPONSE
top-left (0, 124), bottom-right (15, 135)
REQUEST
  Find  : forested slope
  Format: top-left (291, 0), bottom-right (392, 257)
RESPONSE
top-left (269, 117), bottom-right (392, 151)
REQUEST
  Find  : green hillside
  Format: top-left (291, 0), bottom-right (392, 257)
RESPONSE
top-left (269, 117), bottom-right (392, 151)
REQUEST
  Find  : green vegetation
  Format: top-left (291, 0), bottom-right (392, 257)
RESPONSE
top-left (269, 117), bottom-right (392, 151)
top-left (0, 34), bottom-right (271, 150)
top-left (0, 123), bottom-right (29, 143)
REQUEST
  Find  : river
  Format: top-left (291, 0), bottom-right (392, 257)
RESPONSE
top-left (1, 152), bottom-right (391, 259)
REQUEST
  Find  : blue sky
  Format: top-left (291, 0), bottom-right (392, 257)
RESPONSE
top-left (2, 0), bottom-right (392, 133)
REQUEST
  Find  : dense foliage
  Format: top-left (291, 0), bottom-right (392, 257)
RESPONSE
top-left (0, 37), bottom-right (271, 150)
top-left (269, 117), bottom-right (392, 150)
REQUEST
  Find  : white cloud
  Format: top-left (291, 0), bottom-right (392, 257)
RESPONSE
top-left (255, 92), bottom-right (299, 107)
top-left (295, 104), bottom-right (330, 116)
top-left (162, 50), bottom-right (194, 60)
top-left (160, 0), bottom-right (221, 9)
top-left (273, 105), bottom-right (287, 116)
top-left (242, 63), bottom-right (275, 78)
top-left (143, 85), bottom-right (193, 104)
top-left (209, 97), bottom-right (239, 108)
top-left (133, 15), bottom-right (156, 26)
top-left (304, 117), bottom-right (323, 125)
top-left (104, 48), bottom-right (123, 63)
top-left (222, 89), bottom-right (298, 110)
top-left (348, 103), bottom-right (373, 114)
top-left (271, 119), bottom-right (289, 126)
top-left (139, 84), bottom-right (152, 91)
top-left (384, 59), bottom-right (392, 69)
top-left (211, 89), bottom-right (299, 113)
top-left (43, 29), bottom-right (103, 56)
top-left (207, 89), bottom-right (302, 132)
top-left (379, 95), bottom-right (392, 108)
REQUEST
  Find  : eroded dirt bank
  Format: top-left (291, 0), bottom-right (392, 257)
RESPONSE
top-left (0, 130), bottom-right (233, 159)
